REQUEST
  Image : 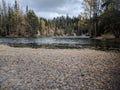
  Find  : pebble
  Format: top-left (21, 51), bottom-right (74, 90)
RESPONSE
top-left (0, 45), bottom-right (120, 90)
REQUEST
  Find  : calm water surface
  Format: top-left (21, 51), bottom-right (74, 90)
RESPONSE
top-left (0, 36), bottom-right (119, 50)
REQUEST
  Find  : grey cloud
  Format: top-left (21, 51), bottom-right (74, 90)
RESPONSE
top-left (18, 0), bottom-right (66, 11)
top-left (16, 0), bottom-right (83, 19)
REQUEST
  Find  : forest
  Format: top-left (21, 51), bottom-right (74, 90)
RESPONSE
top-left (0, 0), bottom-right (120, 38)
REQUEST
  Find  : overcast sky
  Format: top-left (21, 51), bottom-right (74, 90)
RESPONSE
top-left (1, 0), bottom-right (83, 19)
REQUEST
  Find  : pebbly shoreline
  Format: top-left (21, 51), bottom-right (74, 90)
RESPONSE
top-left (0, 45), bottom-right (120, 90)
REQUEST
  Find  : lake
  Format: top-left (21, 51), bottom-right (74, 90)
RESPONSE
top-left (0, 36), bottom-right (120, 50)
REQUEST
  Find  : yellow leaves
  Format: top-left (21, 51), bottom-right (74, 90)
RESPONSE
top-left (40, 19), bottom-right (46, 30)
top-left (86, 76), bottom-right (94, 80)
top-left (95, 81), bottom-right (104, 88)
top-left (64, 72), bottom-right (71, 77)
top-left (86, 0), bottom-right (92, 4)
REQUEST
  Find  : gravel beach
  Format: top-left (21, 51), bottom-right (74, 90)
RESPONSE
top-left (0, 45), bottom-right (120, 90)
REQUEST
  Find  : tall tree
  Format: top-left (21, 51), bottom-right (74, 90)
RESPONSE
top-left (1, 0), bottom-right (7, 36)
top-left (26, 10), bottom-right (39, 36)
top-left (83, 0), bottom-right (103, 37)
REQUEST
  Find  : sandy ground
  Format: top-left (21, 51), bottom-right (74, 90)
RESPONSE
top-left (0, 45), bottom-right (120, 90)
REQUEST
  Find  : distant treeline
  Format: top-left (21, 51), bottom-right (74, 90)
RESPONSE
top-left (0, 0), bottom-right (88, 37)
top-left (0, 0), bottom-right (120, 38)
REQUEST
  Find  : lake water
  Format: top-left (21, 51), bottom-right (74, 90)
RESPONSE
top-left (0, 36), bottom-right (120, 50)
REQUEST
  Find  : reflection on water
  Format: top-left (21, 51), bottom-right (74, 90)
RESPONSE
top-left (0, 37), bottom-right (120, 50)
